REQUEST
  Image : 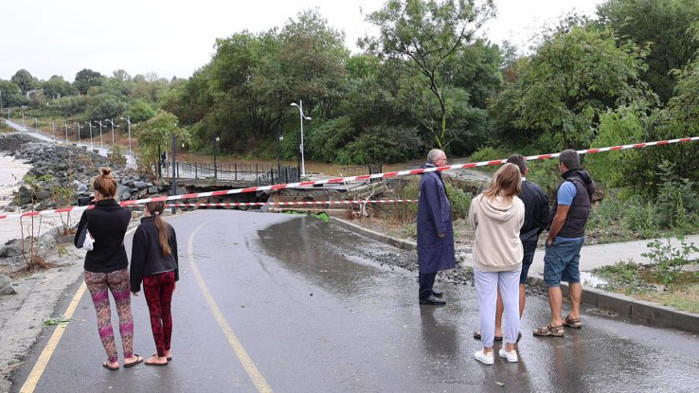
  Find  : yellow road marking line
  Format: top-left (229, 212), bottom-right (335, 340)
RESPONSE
top-left (18, 211), bottom-right (197, 393)
top-left (188, 223), bottom-right (273, 393)
top-left (19, 281), bottom-right (86, 393)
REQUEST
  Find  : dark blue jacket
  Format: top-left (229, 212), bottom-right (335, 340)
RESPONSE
top-left (519, 180), bottom-right (549, 245)
top-left (417, 164), bottom-right (456, 273)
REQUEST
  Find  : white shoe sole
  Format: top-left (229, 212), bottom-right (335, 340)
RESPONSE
top-left (499, 349), bottom-right (518, 363)
top-left (474, 351), bottom-right (494, 365)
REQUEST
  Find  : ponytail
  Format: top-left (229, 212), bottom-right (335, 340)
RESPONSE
top-left (145, 202), bottom-right (171, 256)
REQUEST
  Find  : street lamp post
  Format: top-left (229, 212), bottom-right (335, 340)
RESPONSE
top-left (120, 116), bottom-right (132, 156)
top-left (290, 100), bottom-right (311, 178)
top-left (105, 119), bottom-right (118, 148)
top-left (75, 123), bottom-right (83, 144)
top-left (213, 135), bottom-right (220, 179)
top-left (95, 120), bottom-right (104, 149)
top-left (171, 133), bottom-right (178, 214)
top-left (86, 121), bottom-right (94, 147)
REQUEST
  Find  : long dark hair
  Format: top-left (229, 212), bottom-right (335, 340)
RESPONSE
top-left (145, 201), bottom-right (171, 256)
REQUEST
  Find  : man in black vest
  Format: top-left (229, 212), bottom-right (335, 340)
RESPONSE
top-left (534, 149), bottom-right (595, 337)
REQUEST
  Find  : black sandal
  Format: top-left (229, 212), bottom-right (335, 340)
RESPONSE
top-left (102, 361), bottom-right (119, 371)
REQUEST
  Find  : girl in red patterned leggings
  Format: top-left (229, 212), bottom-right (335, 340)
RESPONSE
top-left (130, 201), bottom-right (179, 366)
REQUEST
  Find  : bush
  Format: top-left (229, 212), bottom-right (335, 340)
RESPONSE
top-left (525, 159), bottom-right (560, 200)
top-left (587, 192), bottom-right (624, 228)
top-left (622, 196), bottom-right (659, 238)
top-left (339, 125), bottom-right (424, 164)
top-left (445, 179), bottom-right (471, 220)
top-left (654, 161), bottom-right (699, 231)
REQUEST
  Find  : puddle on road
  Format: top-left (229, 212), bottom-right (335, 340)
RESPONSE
top-left (580, 271), bottom-right (608, 287)
top-left (255, 216), bottom-right (415, 298)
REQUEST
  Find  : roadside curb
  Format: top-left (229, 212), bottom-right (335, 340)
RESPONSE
top-left (330, 217), bottom-right (416, 251)
top-left (330, 217), bottom-right (699, 334)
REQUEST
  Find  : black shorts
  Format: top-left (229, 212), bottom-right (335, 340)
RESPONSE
top-left (519, 240), bottom-right (538, 284)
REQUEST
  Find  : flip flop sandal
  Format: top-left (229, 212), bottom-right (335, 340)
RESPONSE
top-left (533, 324), bottom-right (564, 337)
top-left (102, 361), bottom-right (119, 371)
top-left (145, 359), bottom-right (169, 367)
top-left (564, 315), bottom-right (582, 328)
top-left (473, 331), bottom-right (503, 341)
top-left (123, 355), bottom-right (143, 368)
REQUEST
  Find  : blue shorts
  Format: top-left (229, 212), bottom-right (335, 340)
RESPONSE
top-left (543, 237), bottom-right (584, 287)
top-left (519, 240), bottom-right (538, 284)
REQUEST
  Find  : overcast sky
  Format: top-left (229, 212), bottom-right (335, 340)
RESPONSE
top-left (0, 0), bottom-right (604, 82)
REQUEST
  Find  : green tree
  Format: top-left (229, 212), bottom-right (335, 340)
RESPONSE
top-left (74, 69), bottom-right (104, 94)
top-left (597, 0), bottom-right (699, 103)
top-left (490, 25), bottom-right (656, 151)
top-left (86, 93), bottom-right (128, 121)
top-left (42, 75), bottom-right (75, 99)
top-left (134, 110), bottom-right (189, 176)
top-left (361, 0), bottom-right (495, 149)
top-left (11, 69), bottom-right (38, 93)
top-left (0, 80), bottom-right (28, 107)
top-left (123, 99), bottom-right (155, 124)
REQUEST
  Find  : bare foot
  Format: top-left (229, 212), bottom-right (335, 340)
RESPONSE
top-left (145, 355), bottom-right (168, 366)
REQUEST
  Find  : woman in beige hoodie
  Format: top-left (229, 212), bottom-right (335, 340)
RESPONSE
top-left (468, 163), bottom-right (525, 365)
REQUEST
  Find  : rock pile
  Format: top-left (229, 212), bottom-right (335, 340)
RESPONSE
top-left (0, 133), bottom-right (170, 212)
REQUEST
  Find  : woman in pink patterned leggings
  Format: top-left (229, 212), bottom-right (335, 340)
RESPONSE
top-left (75, 167), bottom-right (142, 370)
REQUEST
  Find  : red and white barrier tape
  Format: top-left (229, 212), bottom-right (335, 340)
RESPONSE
top-left (1, 136), bottom-right (697, 221)
top-left (160, 200), bottom-right (417, 209)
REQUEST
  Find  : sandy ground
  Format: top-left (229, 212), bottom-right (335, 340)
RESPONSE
top-left (0, 153), bottom-right (68, 248)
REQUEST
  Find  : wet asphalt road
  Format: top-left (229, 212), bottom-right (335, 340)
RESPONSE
top-left (10, 210), bottom-right (699, 393)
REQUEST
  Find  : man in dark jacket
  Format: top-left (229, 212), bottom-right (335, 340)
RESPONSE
top-left (417, 149), bottom-right (456, 305)
top-left (483, 154), bottom-right (548, 341)
top-left (535, 149), bottom-right (595, 337)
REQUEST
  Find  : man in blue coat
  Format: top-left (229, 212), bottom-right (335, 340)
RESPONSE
top-left (417, 149), bottom-right (456, 305)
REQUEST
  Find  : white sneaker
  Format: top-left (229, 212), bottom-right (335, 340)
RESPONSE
top-left (474, 349), bottom-right (494, 365)
top-left (499, 348), bottom-right (518, 363)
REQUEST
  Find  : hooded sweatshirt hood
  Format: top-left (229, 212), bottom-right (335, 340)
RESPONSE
top-left (477, 195), bottom-right (520, 223)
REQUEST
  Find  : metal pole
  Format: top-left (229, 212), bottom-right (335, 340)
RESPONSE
top-left (96, 121), bottom-right (104, 149)
top-left (64, 123), bottom-right (68, 143)
top-left (87, 122), bottom-right (93, 147)
top-left (171, 134), bottom-right (177, 214)
top-left (121, 117), bottom-right (132, 156)
top-left (76, 123), bottom-right (82, 144)
top-left (34, 118), bottom-right (38, 130)
top-left (52, 122), bottom-right (55, 138)
top-left (299, 100), bottom-right (305, 177)
top-left (213, 136), bottom-right (218, 180)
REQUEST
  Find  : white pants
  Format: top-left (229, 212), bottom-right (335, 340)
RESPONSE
top-left (474, 268), bottom-right (521, 348)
